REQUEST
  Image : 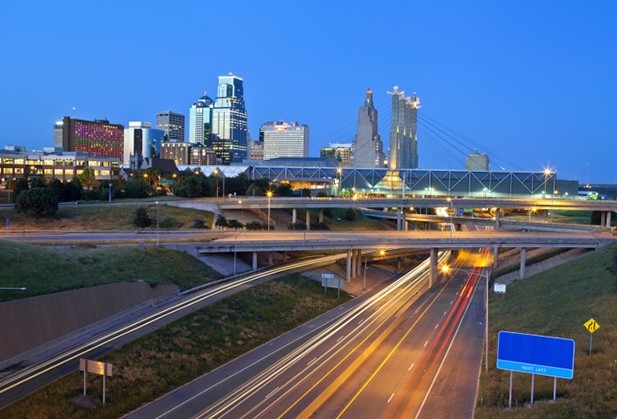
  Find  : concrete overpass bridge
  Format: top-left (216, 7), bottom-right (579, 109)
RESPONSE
top-left (196, 230), bottom-right (616, 287)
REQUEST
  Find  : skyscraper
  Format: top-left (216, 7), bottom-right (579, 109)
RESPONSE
top-left (351, 89), bottom-right (385, 168)
top-left (56, 117), bottom-right (124, 160)
top-left (211, 74), bottom-right (248, 164)
top-left (260, 121), bottom-right (309, 160)
top-left (388, 86), bottom-right (420, 170)
top-left (188, 94), bottom-right (213, 145)
top-left (156, 111), bottom-right (185, 142)
top-left (124, 121), bottom-right (164, 167)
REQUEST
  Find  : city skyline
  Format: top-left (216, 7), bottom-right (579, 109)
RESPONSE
top-left (1, 1), bottom-right (615, 182)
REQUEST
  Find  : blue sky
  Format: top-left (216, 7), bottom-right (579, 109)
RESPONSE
top-left (1, 1), bottom-right (615, 183)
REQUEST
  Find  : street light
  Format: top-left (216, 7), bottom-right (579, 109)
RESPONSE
top-left (528, 207), bottom-right (537, 222)
top-left (447, 197), bottom-right (454, 241)
top-left (337, 167), bottom-right (342, 196)
top-left (266, 191), bottom-right (273, 231)
top-left (543, 168), bottom-right (552, 196)
top-left (213, 168), bottom-right (220, 198)
top-left (155, 201), bottom-right (160, 247)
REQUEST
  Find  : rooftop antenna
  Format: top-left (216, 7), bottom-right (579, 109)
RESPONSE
top-left (72, 107), bottom-right (76, 117)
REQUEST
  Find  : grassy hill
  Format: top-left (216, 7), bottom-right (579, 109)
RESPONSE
top-left (477, 243), bottom-right (617, 417)
top-left (0, 240), bottom-right (222, 302)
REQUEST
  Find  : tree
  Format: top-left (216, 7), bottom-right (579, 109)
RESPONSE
top-left (133, 206), bottom-right (153, 229)
top-left (78, 168), bottom-right (98, 190)
top-left (215, 214), bottom-right (228, 229)
top-left (124, 178), bottom-right (151, 198)
top-left (227, 219), bottom-right (244, 230)
top-left (15, 187), bottom-right (58, 217)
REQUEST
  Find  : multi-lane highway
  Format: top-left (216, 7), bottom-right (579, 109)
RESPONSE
top-left (126, 250), bottom-right (486, 418)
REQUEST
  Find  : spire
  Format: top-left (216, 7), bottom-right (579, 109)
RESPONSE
top-left (365, 88), bottom-right (374, 107)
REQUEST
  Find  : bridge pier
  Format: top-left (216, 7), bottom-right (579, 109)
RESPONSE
top-left (607, 211), bottom-right (612, 227)
top-left (493, 247), bottom-right (499, 268)
top-left (292, 208), bottom-right (297, 225)
top-left (268, 252), bottom-right (273, 266)
top-left (351, 249), bottom-right (357, 279)
top-left (519, 247), bottom-right (526, 279)
top-left (319, 209), bottom-right (324, 224)
top-left (252, 251), bottom-right (258, 270)
top-left (430, 248), bottom-right (438, 287)
top-left (306, 209), bottom-right (311, 231)
top-left (357, 250), bottom-right (362, 276)
top-left (494, 209), bottom-right (501, 231)
top-left (346, 249), bottom-right (352, 282)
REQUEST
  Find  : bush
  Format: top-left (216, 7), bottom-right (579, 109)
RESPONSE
top-left (159, 217), bottom-right (182, 229)
top-left (133, 207), bottom-right (153, 229)
top-left (191, 219), bottom-right (209, 229)
top-left (15, 187), bottom-right (58, 217)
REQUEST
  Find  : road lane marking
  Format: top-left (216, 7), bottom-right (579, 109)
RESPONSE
top-left (336, 335), bottom-right (345, 343)
top-left (387, 393), bottom-right (395, 403)
top-left (265, 386), bottom-right (280, 399)
top-left (307, 357), bottom-right (317, 367)
top-left (434, 323), bottom-right (439, 329)
top-left (408, 362), bottom-right (415, 371)
top-left (424, 340), bottom-right (429, 347)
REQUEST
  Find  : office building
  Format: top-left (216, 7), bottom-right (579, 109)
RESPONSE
top-left (320, 143), bottom-right (352, 166)
top-left (124, 121), bottom-right (164, 168)
top-left (188, 94), bottom-right (213, 145)
top-left (160, 141), bottom-right (190, 166)
top-left (55, 117), bottom-right (124, 160)
top-left (156, 111), bottom-right (185, 142)
top-left (248, 140), bottom-right (264, 161)
top-left (351, 89), bottom-right (385, 168)
top-left (466, 150), bottom-right (490, 171)
top-left (190, 145), bottom-right (217, 165)
top-left (388, 86), bottom-right (420, 170)
top-left (211, 74), bottom-right (248, 164)
top-left (260, 121), bottom-right (309, 161)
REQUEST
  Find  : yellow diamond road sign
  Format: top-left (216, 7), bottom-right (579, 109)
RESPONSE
top-left (584, 318), bottom-right (600, 334)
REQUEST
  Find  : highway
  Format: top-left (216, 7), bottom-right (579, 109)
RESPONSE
top-left (126, 251), bottom-right (486, 418)
top-left (0, 254), bottom-right (347, 409)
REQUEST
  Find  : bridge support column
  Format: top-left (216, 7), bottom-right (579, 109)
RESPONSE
top-left (606, 211), bottom-right (612, 227)
top-left (396, 257), bottom-right (401, 271)
top-left (357, 250), bottom-right (362, 276)
top-left (346, 249), bottom-right (352, 282)
top-left (430, 248), bottom-right (438, 288)
top-left (601, 212), bottom-right (606, 226)
top-left (519, 247), bottom-right (526, 279)
top-left (319, 209), bottom-right (324, 224)
top-left (494, 209), bottom-right (500, 231)
top-left (268, 252), bottom-right (273, 266)
top-left (306, 210), bottom-right (311, 231)
top-left (252, 252), bottom-right (258, 270)
top-left (292, 208), bottom-right (297, 225)
top-left (493, 247), bottom-right (499, 268)
top-left (404, 218), bottom-right (409, 231)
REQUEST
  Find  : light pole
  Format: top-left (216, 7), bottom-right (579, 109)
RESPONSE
top-left (543, 168), bottom-right (552, 196)
top-left (214, 168), bottom-right (220, 198)
top-left (528, 207), bottom-right (537, 222)
top-left (266, 191), bottom-right (273, 231)
top-left (447, 197), bottom-right (454, 241)
top-left (155, 201), bottom-right (159, 247)
top-left (337, 167), bottom-right (342, 196)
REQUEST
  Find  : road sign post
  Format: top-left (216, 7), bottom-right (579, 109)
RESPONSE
top-left (80, 359), bottom-right (113, 404)
top-left (497, 331), bottom-right (575, 407)
top-left (583, 318), bottom-right (600, 356)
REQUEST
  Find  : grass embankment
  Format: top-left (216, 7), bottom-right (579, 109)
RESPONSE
top-left (1, 275), bottom-right (350, 418)
top-left (477, 243), bottom-right (617, 418)
top-left (0, 240), bottom-right (222, 302)
top-left (0, 203), bottom-right (213, 231)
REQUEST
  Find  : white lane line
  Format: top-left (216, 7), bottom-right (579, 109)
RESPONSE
top-left (307, 357), bottom-right (317, 367)
top-left (336, 335), bottom-right (345, 343)
top-left (265, 386), bottom-right (280, 399)
top-left (387, 393), bottom-right (395, 403)
top-left (443, 310), bottom-right (447, 316)
top-left (424, 340), bottom-right (429, 347)
top-left (408, 362), bottom-right (415, 371)
top-left (434, 323), bottom-right (439, 329)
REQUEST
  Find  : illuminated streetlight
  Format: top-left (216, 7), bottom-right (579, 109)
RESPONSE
top-left (337, 167), bottom-right (343, 196)
top-left (543, 168), bottom-right (552, 196)
top-left (213, 168), bottom-right (220, 198)
top-left (266, 191), bottom-right (273, 231)
top-left (155, 201), bottom-right (160, 247)
top-left (447, 197), bottom-right (454, 241)
top-left (528, 207), bottom-right (537, 222)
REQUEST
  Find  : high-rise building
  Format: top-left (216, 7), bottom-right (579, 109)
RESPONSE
top-left (320, 143), bottom-right (353, 166)
top-left (188, 94), bottom-right (213, 146)
top-left (351, 89), bottom-right (385, 168)
top-left (248, 139), bottom-right (264, 161)
top-left (466, 150), bottom-right (490, 171)
top-left (211, 74), bottom-right (248, 164)
top-left (260, 121), bottom-right (309, 161)
top-left (160, 141), bottom-right (190, 166)
top-left (55, 117), bottom-right (124, 160)
top-left (156, 111), bottom-right (185, 142)
top-left (388, 86), bottom-right (420, 170)
top-left (124, 121), bottom-right (164, 168)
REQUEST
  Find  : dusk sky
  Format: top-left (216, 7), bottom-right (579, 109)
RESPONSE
top-left (1, 1), bottom-right (615, 183)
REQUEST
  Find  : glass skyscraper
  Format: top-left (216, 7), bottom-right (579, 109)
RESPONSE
top-left (212, 74), bottom-right (248, 164)
top-left (156, 111), bottom-right (185, 142)
top-left (188, 94), bottom-right (213, 145)
top-left (388, 86), bottom-right (420, 170)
